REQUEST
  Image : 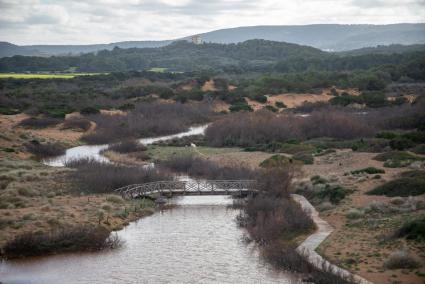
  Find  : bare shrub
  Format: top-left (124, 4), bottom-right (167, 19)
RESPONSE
top-left (61, 117), bottom-right (92, 131)
top-left (107, 139), bottom-right (147, 154)
top-left (265, 247), bottom-right (358, 284)
top-left (158, 154), bottom-right (258, 180)
top-left (19, 117), bottom-right (62, 129)
top-left (1, 225), bottom-right (121, 259)
top-left (384, 249), bottom-right (421, 269)
top-left (82, 102), bottom-right (211, 144)
top-left (66, 158), bottom-right (171, 193)
top-left (205, 110), bottom-right (375, 147)
top-left (24, 140), bottom-right (66, 159)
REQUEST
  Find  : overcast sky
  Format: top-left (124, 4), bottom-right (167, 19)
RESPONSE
top-left (1, 0), bottom-right (424, 45)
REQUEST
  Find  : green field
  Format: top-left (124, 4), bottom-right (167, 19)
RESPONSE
top-left (0, 73), bottom-right (104, 79)
top-left (147, 67), bottom-right (168, 73)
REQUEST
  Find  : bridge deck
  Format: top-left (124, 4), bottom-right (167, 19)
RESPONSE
top-left (115, 180), bottom-right (257, 198)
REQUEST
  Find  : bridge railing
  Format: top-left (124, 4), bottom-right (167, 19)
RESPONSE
top-left (114, 179), bottom-right (257, 198)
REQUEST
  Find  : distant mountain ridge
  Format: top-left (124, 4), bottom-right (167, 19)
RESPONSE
top-left (1, 23), bottom-right (424, 57)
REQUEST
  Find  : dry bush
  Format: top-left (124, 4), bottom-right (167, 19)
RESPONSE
top-left (264, 247), bottom-right (358, 284)
top-left (107, 139), bottom-right (147, 154)
top-left (82, 102), bottom-right (211, 144)
top-left (66, 158), bottom-right (171, 193)
top-left (61, 117), bottom-right (92, 131)
top-left (24, 140), bottom-right (66, 159)
top-left (19, 117), bottom-right (62, 129)
top-left (158, 154), bottom-right (258, 180)
top-left (1, 225), bottom-right (121, 259)
top-left (384, 249), bottom-right (421, 269)
top-left (205, 109), bottom-right (375, 147)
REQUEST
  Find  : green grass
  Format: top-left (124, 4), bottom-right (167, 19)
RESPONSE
top-left (0, 73), bottom-right (105, 79)
top-left (147, 67), bottom-right (168, 73)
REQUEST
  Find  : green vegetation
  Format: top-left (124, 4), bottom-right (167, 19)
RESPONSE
top-left (373, 151), bottom-right (425, 168)
top-left (260, 155), bottom-right (299, 168)
top-left (367, 172), bottom-right (425, 196)
top-left (0, 73), bottom-right (102, 79)
top-left (350, 167), bottom-right (385, 175)
top-left (395, 217), bottom-right (425, 241)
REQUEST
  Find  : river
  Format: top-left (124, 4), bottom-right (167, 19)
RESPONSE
top-left (0, 125), bottom-right (299, 283)
top-left (0, 196), bottom-right (298, 284)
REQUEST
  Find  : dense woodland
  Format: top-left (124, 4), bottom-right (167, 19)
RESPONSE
top-left (0, 40), bottom-right (424, 74)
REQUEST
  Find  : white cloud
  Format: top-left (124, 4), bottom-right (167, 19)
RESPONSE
top-left (0, 0), bottom-right (424, 44)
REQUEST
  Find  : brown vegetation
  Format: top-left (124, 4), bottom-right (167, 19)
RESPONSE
top-left (81, 102), bottom-right (211, 144)
top-left (1, 226), bottom-right (121, 259)
top-left (205, 110), bottom-right (375, 147)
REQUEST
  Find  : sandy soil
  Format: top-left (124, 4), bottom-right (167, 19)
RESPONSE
top-left (301, 150), bottom-right (425, 284)
top-left (201, 79), bottom-right (216, 92)
top-left (0, 113), bottom-right (94, 146)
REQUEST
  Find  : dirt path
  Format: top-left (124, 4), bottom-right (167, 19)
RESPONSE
top-left (300, 150), bottom-right (425, 284)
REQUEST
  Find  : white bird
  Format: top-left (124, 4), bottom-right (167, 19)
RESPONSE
top-left (190, 143), bottom-right (197, 148)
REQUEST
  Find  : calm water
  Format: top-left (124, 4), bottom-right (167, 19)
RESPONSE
top-left (0, 196), bottom-right (298, 284)
top-left (44, 125), bottom-right (208, 167)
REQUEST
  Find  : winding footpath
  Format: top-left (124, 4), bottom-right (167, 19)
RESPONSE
top-left (292, 194), bottom-right (373, 284)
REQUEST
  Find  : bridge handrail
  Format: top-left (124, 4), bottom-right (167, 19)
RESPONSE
top-left (114, 179), bottom-right (257, 196)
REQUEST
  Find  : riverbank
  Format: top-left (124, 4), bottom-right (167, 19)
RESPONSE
top-left (300, 149), bottom-right (425, 284)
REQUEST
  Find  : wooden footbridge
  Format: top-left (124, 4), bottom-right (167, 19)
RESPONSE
top-left (115, 180), bottom-right (257, 198)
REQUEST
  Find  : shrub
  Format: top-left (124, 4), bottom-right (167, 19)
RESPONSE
top-left (351, 167), bottom-right (385, 175)
top-left (373, 151), bottom-right (424, 168)
top-left (158, 154), bottom-right (257, 180)
top-left (263, 105), bottom-right (278, 112)
top-left (384, 249), bottom-right (421, 269)
top-left (229, 103), bottom-right (253, 112)
top-left (107, 139), bottom-right (147, 154)
top-left (389, 137), bottom-right (414, 150)
top-left (66, 158), bottom-right (171, 193)
top-left (411, 144), bottom-right (425, 155)
top-left (394, 217), bottom-right (425, 241)
top-left (315, 185), bottom-right (351, 204)
top-left (19, 117), bottom-right (62, 129)
top-left (345, 208), bottom-right (364, 219)
top-left (275, 101), bottom-right (286, 108)
top-left (80, 106), bottom-right (100, 115)
top-left (252, 94), bottom-right (267, 103)
top-left (205, 110), bottom-right (374, 147)
top-left (24, 140), bottom-right (66, 159)
top-left (61, 118), bottom-right (91, 131)
top-left (1, 226), bottom-right (121, 259)
top-left (82, 102), bottom-right (210, 144)
top-left (292, 152), bottom-right (314, 165)
top-left (367, 177), bottom-right (425, 196)
top-left (259, 155), bottom-right (297, 168)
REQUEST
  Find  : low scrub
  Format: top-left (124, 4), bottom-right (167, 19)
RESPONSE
top-left (205, 110), bottom-right (374, 147)
top-left (61, 117), bottom-right (92, 131)
top-left (350, 167), bottom-right (385, 175)
top-left (19, 117), bottom-right (62, 129)
top-left (373, 151), bottom-right (424, 168)
top-left (24, 140), bottom-right (66, 159)
top-left (367, 177), bottom-right (425, 197)
top-left (107, 139), bottom-right (147, 154)
top-left (384, 249), bottom-right (421, 270)
top-left (394, 217), bottom-right (425, 241)
top-left (82, 102), bottom-right (210, 144)
top-left (158, 154), bottom-right (257, 180)
top-left (1, 226), bottom-right (121, 259)
top-left (66, 158), bottom-right (171, 193)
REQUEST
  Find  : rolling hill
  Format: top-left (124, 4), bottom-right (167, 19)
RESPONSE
top-left (1, 23), bottom-right (424, 57)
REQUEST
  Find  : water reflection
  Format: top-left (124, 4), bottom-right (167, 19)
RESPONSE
top-left (0, 196), bottom-right (298, 284)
